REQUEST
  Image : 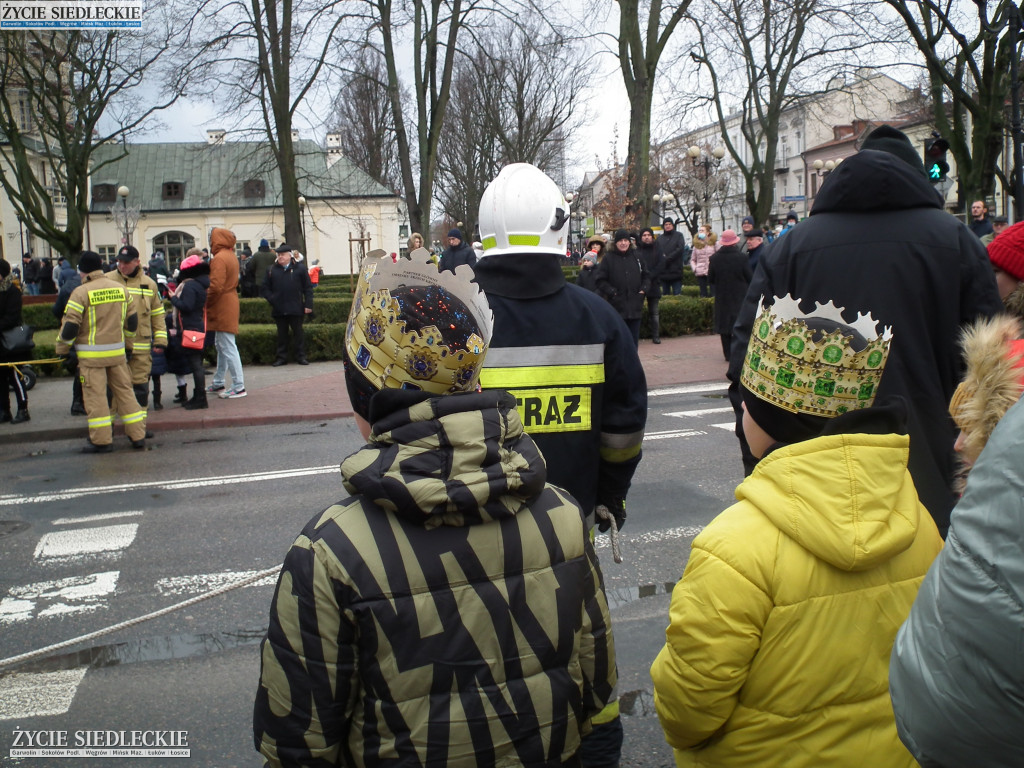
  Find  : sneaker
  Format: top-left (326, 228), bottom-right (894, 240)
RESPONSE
top-left (206, 383), bottom-right (226, 393)
top-left (219, 386), bottom-right (247, 399)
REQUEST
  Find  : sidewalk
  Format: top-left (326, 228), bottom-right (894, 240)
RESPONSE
top-left (2, 334), bottom-right (728, 445)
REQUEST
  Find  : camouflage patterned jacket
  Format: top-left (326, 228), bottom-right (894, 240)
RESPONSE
top-left (254, 389), bottom-right (616, 767)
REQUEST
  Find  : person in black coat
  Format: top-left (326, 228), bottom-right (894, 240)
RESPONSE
top-left (655, 218), bottom-right (689, 295)
top-left (595, 229), bottom-right (650, 347)
top-left (707, 230), bottom-right (751, 361)
top-left (261, 244), bottom-right (314, 366)
top-left (637, 227), bottom-right (664, 343)
top-left (0, 259), bottom-right (30, 424)
top-left (438, 228), bottom-right (477, 274)
top-left (52, 259), bottom-right (85, 415)
top-left (726, 124), bottom-right (1003, 535)
top-left (169, 252), bottom-right (211, 409)
top-left (576, 251), bottom-right (600, 292)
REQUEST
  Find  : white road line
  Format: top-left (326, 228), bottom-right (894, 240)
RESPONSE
top-left (34, 524), bottom-right (139, 563)
top-left (664, 407), bottom-right (733, 417)
top-left (0, 572), bottom-right (119, 625)
top-left (644, 429), bottom-right (705, 441)
top-left (594, 524), bottom-right (704, 550)
top-left (0, 465), bottom-right (338, 506)
top-left (0, 668), bottom-right (88, 720)
top-left (155, 569), bottom-right (278, 597)
top-left (52, 510), bottom-right (143, 526)
top-left (649, 382), bottom-right (727, 397)
top-left (711, 422), bottom-right (735, 431)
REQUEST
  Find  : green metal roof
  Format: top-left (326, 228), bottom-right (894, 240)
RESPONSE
top-left (89, 139), bottom-right (394, 213)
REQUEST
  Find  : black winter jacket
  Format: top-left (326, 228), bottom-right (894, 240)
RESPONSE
top-left (438, 241), bottom-right (477, 274)
top-left (655, 229), bottom-right (690, 281)
top-left (727, 148), bottom-right (1003, 534)
top-left (474, 254), bottom-right (647, 515)
top-left (594, 247), bottom-right (650, 320)
top-left (637, 241), bottom-right (664, 298)
top-left (170, 263), bottom-right (210, 335)
top-left (261, 260), bottom-right (313, 317)
top-left (0, 279), bottom-right (23, 361)
top-left (708, 244), bottom-right (751, 334)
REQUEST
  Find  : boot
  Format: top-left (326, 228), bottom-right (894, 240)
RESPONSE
top-left (133, 383), bottom-right (149, 409)
top-left (184, 392), bottom-right (208, 410)
top-left (651, 314), bottom-right (661, 344)
top-left (173, 385), bottom-right (188, 405)
top-left (71, 399), bottom-right (87, 415)
top-left (152, 378), bottom-right (163, 410)
top-left (0, 409), bottom-right (11, 423)
top-left (11, 408), bottom-right (31, 424)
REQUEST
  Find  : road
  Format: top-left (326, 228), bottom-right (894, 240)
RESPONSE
top-left (0, 381), bottom-right (745, 767)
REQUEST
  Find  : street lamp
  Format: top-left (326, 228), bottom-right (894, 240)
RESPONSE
top-left (297, 195), bottom-right (307, 252)
top-left (687, 145), bottom-right (726, 226)
top-left (652, 192), bottom-right (676, 221)
top-left (16, 213), bottom-right (24, 255)
top-left (109, 185), bottom-right (140, 247)
top-left (976, 0), bottom-right (1024, 222)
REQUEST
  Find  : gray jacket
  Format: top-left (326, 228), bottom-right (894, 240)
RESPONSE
top-left (889, 396), bottom-right (1024, 767)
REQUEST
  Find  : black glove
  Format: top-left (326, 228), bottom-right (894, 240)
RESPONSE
top-left (597, 497), bottom-right (626, 533)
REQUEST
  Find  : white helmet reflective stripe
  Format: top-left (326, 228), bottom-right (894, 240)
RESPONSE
top-left (478, 163), bottom-right (570, 257)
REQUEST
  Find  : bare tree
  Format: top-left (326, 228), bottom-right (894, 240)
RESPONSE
top-left (0, 26), bottom-right (186, 259)
top-left (684, 0), bottom-right (890, 226)
top-left (883, 0), bottom-right (1018, 210)
top-left (615, 0), bottom-right (695, 229)
top-left (329, 52), bottom-right (404, 192)
top-left (433, 21), bottom-right (592, 237)
top-left (189, 0), bottom-right (353, 252)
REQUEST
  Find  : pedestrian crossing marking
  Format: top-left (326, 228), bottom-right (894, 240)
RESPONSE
top-left (34, 524), bottom-right (139, 563)
top-left (155, 570), bottom-right (277, 597)
top-left (0, 668), bottom-right (88, 720)
top-left (663, 407), bottom-right (733, 417)
top-left (0, 572), bottom-right (119, 625)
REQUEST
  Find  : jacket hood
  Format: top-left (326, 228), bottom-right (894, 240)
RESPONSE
top-left (210, 227), bottom-right (236, 255)
top-left (340, 389), bottom-right (548, 528)
top-left (811, 150), bottom-right (944, 214)
top-left (950, 314), bottom-right (1024, 473)
top-left (1004, 281), bottom-right (1024, 320)
top-left (736, 431), bottom-right (922, 570)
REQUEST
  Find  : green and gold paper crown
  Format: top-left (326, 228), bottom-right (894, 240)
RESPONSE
top-left (345, 248), bottom-right (493, 395)
top-left (741, 294), bottom-right (894, 417)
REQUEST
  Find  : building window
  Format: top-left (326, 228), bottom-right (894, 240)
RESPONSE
top-left (98, 245), bottom-right (117, 260)
top-left (15, 90), bottom-right (33, 132)
top-left (162, 182), bottom-right (184, 200)
top-left (235, 241), bottom-right (251, 257)
top-left (92, 184), bottom-right (116, 204)
top-left (152, 230), bottom-right (196, 270)
top-left (244, 179), bottom-right (265, 198)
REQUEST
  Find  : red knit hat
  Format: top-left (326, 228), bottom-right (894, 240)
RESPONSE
top-left (987, 221), bottom-right (1024, 280)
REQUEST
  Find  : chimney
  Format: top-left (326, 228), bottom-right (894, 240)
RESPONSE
top-left (206, 129), bottom-right (226, 145)
top-left (326, 132), bottom-right (343, 168)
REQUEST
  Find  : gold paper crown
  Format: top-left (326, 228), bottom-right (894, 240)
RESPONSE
top-left (345, 248), bottom-right (493, 395)
top-left (741, 294), bottom-right (894, 418)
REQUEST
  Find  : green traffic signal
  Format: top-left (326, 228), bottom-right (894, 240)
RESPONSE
top-left (928, 161), bottom-right (949, 182)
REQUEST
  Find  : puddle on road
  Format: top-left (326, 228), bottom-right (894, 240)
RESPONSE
top-left (6, 628), bottom-right (266, 676)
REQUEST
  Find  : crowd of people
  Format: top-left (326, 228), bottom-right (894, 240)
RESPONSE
top-left (3, 122), bottom-right (1023, 766)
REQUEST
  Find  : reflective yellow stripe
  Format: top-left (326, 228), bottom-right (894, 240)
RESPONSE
top-left (591, 699), bottom-right (620, 725)
top-left (480, 363), bottom-right (604, 388)
top-left (79, 348), bottom-right (126, 360)
top-left (132, 341), bottom-right (152, 350)
top-left (87, 306), bottom-right (97, 346)
top-left (88, 416), bottom-right (113, 428)
top-left (600, 443), bottom-right (643, 462)
top-left (600, 429), bottom-right (644, 461)
top-left (121, 411), bottom-right (146, 425)
top-left (66, 299), bottom-right (84, 313)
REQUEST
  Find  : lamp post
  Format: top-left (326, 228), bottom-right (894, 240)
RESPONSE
top-left (109, 184), bottom-right (140, 247)
top-left (297, 195), bottom-right (307, 252)
top-left (976, 0), bottom-right (1024, 222)
top-left (687, 145), bottom-right (726, 227)
top-left (652, 192), bottom-right (676, 222)
top-left (16, 213), bottom-right (24, 255)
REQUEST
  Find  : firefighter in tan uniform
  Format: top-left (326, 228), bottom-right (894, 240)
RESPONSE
top-left (111, 245), bottom-right (167, 407)
top-left (56, 251), bottom-right (148, 453)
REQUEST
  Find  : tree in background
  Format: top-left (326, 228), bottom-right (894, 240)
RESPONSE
top-left (683, 0), bottom-right (888, 227)
top-left (883, 0), bottom-right (1019, 211)
top-left (0, 27), bottom-right (186, 259)
top-left (189, 0), bottom-right (354, 254)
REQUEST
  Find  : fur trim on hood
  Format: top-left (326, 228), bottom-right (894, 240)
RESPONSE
top-left (950, 314), bottom-right (1024, 478)
top-left (1003, 281), bottom-right (1024, 320)
top-left (178, 260), bottom-right (211, 281)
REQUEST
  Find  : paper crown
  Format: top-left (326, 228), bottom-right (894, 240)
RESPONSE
top-left (345, 248), bottom-right (493, 395)
top-left (741, 294), bottom-right (894, 418)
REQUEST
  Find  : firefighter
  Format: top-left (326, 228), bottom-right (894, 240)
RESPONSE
top-left (473, 162), bottom-right (648, 768)
top-left (56, 251), bottom-right (147, 453)
top-left (111, 245), bottom-right (167, 407)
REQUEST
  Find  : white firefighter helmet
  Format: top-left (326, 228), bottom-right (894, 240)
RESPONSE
top-left (478, 163), bottom-right (570, 257)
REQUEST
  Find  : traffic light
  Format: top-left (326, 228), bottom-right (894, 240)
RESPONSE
top-left (925, 136), bottom-right (950, 183)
